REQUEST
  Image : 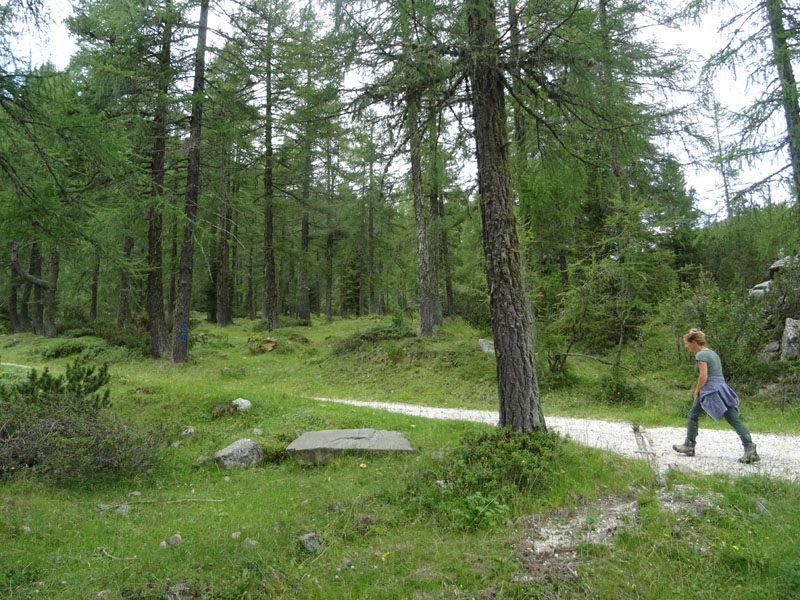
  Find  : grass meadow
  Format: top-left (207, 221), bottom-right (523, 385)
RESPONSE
top-left (1, 315), bottom-right (799, 599)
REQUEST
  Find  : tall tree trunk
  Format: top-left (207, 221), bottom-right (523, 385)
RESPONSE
top-left (407, 92), bottom-right (439, 336)
top-left (298, 208), bottom-right (310, 321)
top-left (326, 228), bottom-right (334, 323)
top-left (7, 277), bottom-right (22, 333)
top-left (216, 152), bottom-right (233, 327)
top-left (19, 281), bottom-right (30, 331)
top-left (42, 250), bottom-right (59, 338)
top-left (172, 0), bottom-right (209, 363)
top-left (10, 244), bottom-right (58, 338)
top-left (298, 91), bottom-right (312, 322)
top-left (247, 245), bottom-right (256, 320)
top-left (29, 243), bottom-right (42, 335)
top-left (426, 108), bottom-right (444, 325)
top-left (117, 235), bottom-right (135, 329)
top-left (261, 43), bottom-right (279, 329)
top-left (765, 0), bottom-right (800, 203)
top-left (145, 3), bottom-right (173, 358)
top-left (467, 0), bottom-right (545, 433)
top-left (90, 249), bottom-right (100, 322)
top-left (231, 220), bottom-right (239, 315)
top-left (435, 191), bottom-right (455, 316)
top-left (168, 218), bottom-right (177, 320)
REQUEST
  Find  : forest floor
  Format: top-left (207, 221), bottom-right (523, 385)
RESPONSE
top-left (314, 397), bottom-right (800, 482)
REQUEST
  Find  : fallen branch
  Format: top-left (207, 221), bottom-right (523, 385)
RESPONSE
top-left (97, 498), bottom-right (225, 511)
top-left (96, 546), bottom-right (137, 561)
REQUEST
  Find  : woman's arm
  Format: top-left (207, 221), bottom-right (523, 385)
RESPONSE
top-left (694, 360), bottom-right (708, 402)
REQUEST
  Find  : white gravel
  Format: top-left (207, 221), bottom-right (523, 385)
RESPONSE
top-left (314, 397), bottom-right (800, 482)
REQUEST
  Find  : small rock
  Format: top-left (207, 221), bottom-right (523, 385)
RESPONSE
top-left (115, 504), bottom-right (131, 515)
top-left (253, 428), bottom-right (263, 436)
top-left (754, 501), bottom-right (768, 515)
top-left (93, 591), bottom-right (112, 599)
top-left (159, 541), bottom-right (167, 549)
top-left (19, 525), bottom-right (31, 534)
top-left (96, 504), bottom-right (112, 512)
top-left (219, 353), bottom-right (229, 359)
top-left (231, 531), bottom-right (241, 539)
top-left (129, 491), bottom-right (141, 497)
top-left (171, 441), bottom-right (181, 448)
top-left (214, 438), bottom-right (264, 468)
top-left (435, 480), bottom-right (452, 489)
top-left (223, 476), bottom-right (231, 482)
top-left (342, 557), bottom-right (352, 568)
top-left (167, 582), bottom-right (197, 598)
top-left (240, 367), bottom-right (248, 376)
top-left (478, 338), bottom-right (495, 354)
top-left (194, 455), bottom-right (210, 466)
top-left (242, 537), bottom-right (260, 548)
top-left (301, 532), bottom-right (323, 554)
top-left (431, 451), bottom-right (443, 459)
top-left (169, 534), bottom-right (183, 546)
top-left (232, 398), bottom-right (252, 411)
top-left (182, 426), bottom-right (195, 437)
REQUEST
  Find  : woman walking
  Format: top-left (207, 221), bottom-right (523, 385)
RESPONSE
top-left (673, 329), bottom-right (760, 464)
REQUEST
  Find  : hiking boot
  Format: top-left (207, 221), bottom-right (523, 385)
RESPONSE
top-left (672, 443), bottom-right (695, 457)
top-left (739, 445), bottom-right (760, 464)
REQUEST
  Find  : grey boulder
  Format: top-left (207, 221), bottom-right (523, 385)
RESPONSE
top-left (782, 318), bottom-right (800, 361)
top-left (214, 438), bottom-right (264, 468)
top-left (286, 428), bottom-right (413, 465)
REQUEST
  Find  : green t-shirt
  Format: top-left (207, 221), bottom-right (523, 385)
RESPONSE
top-left (695, 349), bottom-right (724, 377)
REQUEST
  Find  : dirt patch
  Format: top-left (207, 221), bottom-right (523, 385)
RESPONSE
top-left (514, 485), bottom-right (727, 585)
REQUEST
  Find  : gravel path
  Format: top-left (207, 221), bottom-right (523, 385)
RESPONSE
top-left (314, 397), bottom-right (800, 482)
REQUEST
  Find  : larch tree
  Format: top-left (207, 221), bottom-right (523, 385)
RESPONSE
top-left (172, 0), bottom-right (210, 363)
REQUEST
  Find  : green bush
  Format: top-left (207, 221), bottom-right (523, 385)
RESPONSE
top-left (594, 369), bottom-right (643, 405)
top-left (93, 324), bottom-right (150, 356)
top-left (60, 327), bottom-right (97, 338)
top-left (40, 339), bottom-right (101, 359)
top-left (331, 324), bottom-right (416, 353)
top-left (78, 343), bottom-right (144, 363)
top-left (405, 427), bottom-right (563, 529)
top-left (0, 359), bottom-right (160, 482)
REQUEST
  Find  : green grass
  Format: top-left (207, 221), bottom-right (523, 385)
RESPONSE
top-left (1, 315), bottom-right (799, 599)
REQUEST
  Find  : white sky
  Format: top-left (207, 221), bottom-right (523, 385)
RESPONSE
top-left (8, 0), bottom-right (795, 217)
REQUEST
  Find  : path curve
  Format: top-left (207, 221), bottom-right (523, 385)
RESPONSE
top-left (314, 397), bottom-right (800, 482)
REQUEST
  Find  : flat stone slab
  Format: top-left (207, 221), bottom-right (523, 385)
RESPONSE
top-left (286, 428), bottom-right (414, 465)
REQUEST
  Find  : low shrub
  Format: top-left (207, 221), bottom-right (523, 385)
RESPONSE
top-left (95, 325), bottom-right (150, 356)
top-left (331, 324), bottom-right (416, 353)
top-left (78, 344), bottom-right (144, 363)
top-left (594, 369), bottom-right (644, 405)
top-left (40, 339), bottom-right (100, 359)
top-left (189, 332), bottom-right (234, 349)
top-left (60, 327), bottom-right (97, 338)
top-left (0, 359), bottom-right (160, 482)
top-left (405, 426), bottom-right (563, 529)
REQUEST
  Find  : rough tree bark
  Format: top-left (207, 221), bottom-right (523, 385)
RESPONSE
top-left (117, 235), bottom-right (135, 329)
top-left (261, 31), bottom-right (279, 329)
top-left (765, 0), bottom-right (800, 203)
top-left (11, 243), bottom-right (59, 338)
top-left (172, 0), bottom-right (209, 363)
top-left (407, 91), bottom-right (440, 336)
top-left (297, 110), bottom-right (312, 322)
top-left (145, 2), bottom-right (173, 358)
top-left (28, 243), bottom-right (42, 335)
top-left (6, 278), bottom-right (22, 333)
top-left (467, 0), bottom-right (546, 433)
top-left (216, 152), bottom-right (233, 327)
top-left (90, 249), bottom-right (100, 322)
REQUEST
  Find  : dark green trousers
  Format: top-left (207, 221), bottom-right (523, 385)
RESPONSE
top-left (685, 400), bottom-right (753, 448)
